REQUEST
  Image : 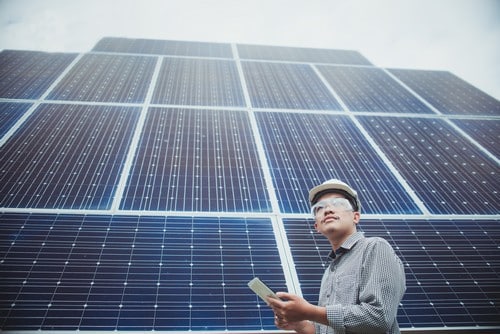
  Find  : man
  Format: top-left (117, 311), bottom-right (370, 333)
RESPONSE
top-left (268, 179), bottom-right (406, 333)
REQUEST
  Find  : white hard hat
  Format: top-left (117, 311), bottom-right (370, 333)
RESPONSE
top-left (308, 179), bottom-right (361, 212)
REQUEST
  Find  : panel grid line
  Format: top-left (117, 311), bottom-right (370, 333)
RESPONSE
top-left (445, 118), bottom-right (499, 165)
top-left (110, 56), bottom-right (164, 212)
top-left (312, 64), bottom-right (431, 215)
top-left (233, 42), bottom-right (302, 295)
top-left (0, 53), bottom-right (85, 148)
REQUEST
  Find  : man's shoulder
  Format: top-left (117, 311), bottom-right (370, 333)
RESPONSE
top-left (365, 235), bottom-right (391, 244)
top-left (359, 235), bottom-right (394, 251)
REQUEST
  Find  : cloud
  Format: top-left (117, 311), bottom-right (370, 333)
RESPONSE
top-left (0, 0), bottom-right (498, 99)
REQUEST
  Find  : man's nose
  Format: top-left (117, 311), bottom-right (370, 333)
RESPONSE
top-left (323, 205), bottom-right (336, 214)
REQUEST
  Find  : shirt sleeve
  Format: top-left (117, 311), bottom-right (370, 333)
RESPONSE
top-left (325, 238), bottom-right (406, 333)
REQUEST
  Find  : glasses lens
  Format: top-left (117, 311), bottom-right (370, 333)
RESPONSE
top-left (311, 198), bottom-right (353, 216)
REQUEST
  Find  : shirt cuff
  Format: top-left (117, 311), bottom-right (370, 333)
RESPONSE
top-left (326, 304), bottom-right (345, 334)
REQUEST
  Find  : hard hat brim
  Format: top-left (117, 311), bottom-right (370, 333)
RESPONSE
top-left (308, 180), bottom-right (361, 212)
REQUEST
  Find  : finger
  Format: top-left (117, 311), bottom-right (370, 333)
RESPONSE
top-left (274, 315), bottom-right (288, 329)
top-left (266, 296), bottom-right (283, 308)
top-left (276, 291), bottom-right (295, 300)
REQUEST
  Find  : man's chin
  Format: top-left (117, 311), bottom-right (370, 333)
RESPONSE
top-left (319, 225), bottom-right (338, 235)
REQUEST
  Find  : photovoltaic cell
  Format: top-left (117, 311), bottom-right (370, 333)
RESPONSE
top-left (0, 213), bottom-right (285, 331)
top-left (237, 44), bottom-right (372, 65)
top-left (317, 66), bottom-right (435, 113)
top-left (358, 116), bottom-right (499, 214)
top-left (450, 119), bottom-right (500, 159)
top-left (0, 102), bottom-right (33, 138)
top-left (0, 50), bottom-right (77, 99)
top-left (255, 112), bottom-right (421, 214)
top-left (388, 69), bottom-right (500, 115)
top-left (120, 107), bottom-right (271, 212)
top-left (242, 61), bottom-right (342, 110)
top-left (151, 58), bottom-right (245, 107)
top-left (93, 37), bottom-right (233, 58)
top-left (1, 37), bottom-right (499, 333)
top-left (0, 104), bottom-right (140, 209)
top-left (283, 218), bottom-right (500, 328)
top-left (47, 54), bottom-right (157, 103)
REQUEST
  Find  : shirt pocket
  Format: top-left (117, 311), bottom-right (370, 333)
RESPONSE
top-left (334, 273), bottom-right (358, 304)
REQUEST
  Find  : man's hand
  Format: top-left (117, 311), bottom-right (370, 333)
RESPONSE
top-left (266, 292), bottom-right (324, 333)
top-left (268, 292), bottom-right (312, 322)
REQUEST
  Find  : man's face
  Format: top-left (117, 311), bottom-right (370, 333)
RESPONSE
top-left (313, 192), bottom-right (360, 239)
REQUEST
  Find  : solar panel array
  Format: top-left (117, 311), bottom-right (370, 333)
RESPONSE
top-left (388, 69), bottom-right (500, 115)
top-left (0, 37), bottom-right (499, 332)
top-left (120, 107), bottom-right (270, 212)
top-left (0, 104), bottom-right (140, 209)
top-left (1, 213), bottom-right (284, 331)
top-left (152, 58), bottom-right (245, 106)
top-left (285, 218), bottom-right (500, 328)
top-left (0, 50), bottom-right (77, 99)
top-left (242, 61), bottom-right (342, 110)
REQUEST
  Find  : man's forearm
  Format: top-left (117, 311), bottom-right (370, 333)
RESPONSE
top-left (306, 304), bottom-right (328, 327)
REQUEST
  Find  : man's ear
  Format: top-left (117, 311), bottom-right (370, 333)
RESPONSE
top-left (314, 221), bottom-right (319, 232)
top-left (353, 211), bottom-right (361, 225)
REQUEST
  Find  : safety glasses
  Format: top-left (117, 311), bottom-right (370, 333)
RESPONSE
top-left (310, 197), bottom-right (353, 217)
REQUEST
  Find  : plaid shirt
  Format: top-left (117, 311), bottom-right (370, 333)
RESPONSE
top-left (315, 232), bottom-right (406, 334)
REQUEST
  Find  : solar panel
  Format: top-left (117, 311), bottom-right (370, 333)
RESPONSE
top-left (357, 116), bottom-right (499, 214)
top-left (242, 61), bottom-right (343, 110)
top-left (93, 37), bottom-right (233, 58)
top-left (120, 107), bottom-right (271, 212)
top-left (450, 118), bottom-right (500, 159)
top-left (254, 112), bottom-right (421, 214)
top-left (388, 69), bottom-right (500, 115)
top-left (237, 43), bottom-right (372, 65)
top-left (283, 218), bottom-right (500, 328)
top-left (0, 213), bottom-right (285, 331)
top-left (151, 58), bottom-right (245, 107)
top-left (1, 39), bottom-right (499, 333)
top-left (0, 104), bottom-right (140, 209)
top-left (0, 102), bottom-right (33, 138)
top-left (0, 50), bottom-right (77, 99)
top-left (47, 54), bottom-right (157, 103)
top-left (316, 65), bottom-right (435, 113)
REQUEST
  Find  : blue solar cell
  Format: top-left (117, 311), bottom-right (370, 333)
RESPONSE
top-left (237, 44), bottom-right (372, 65)
top-left (242, 61), bottom-right (343, 110)
top-left (121, 107), bottom-right (271, 212)
top-left (0, 104), bottom-right (140, 209)
top-left (47, 54), bottom-right (157, 103)
top-left (0, 50), bottom-right (77, 99)
top-left (0, 102), bottom-right (33, 139)
top-left (255, 112), bottom-right (421, 214)
top-left (151, 58), bottom-right (245, 106)
top-left (357, 116), bottom-right (499, 214)
top-left (283, 218), bottom-right (500, 329)
top-left (388, 69), bottom-right (500, 115)
top-left (316, 66), bottom-right (435, 113)
top-left (0, 213), bottom-right (286, 331)
top-left (93, 37), bottom-right (233, 58)
top-left (451, 118), bottom-right (500, 158)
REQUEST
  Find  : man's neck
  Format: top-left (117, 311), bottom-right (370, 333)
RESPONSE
top-left (328, 230), bottom-right (356, 251)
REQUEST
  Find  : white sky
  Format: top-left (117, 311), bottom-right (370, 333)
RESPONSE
top-left (1, 0), bottom-right (499, 100)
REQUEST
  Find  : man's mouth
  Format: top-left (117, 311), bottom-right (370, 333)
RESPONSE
top-left (322, 215), bottom-right (340, 224)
